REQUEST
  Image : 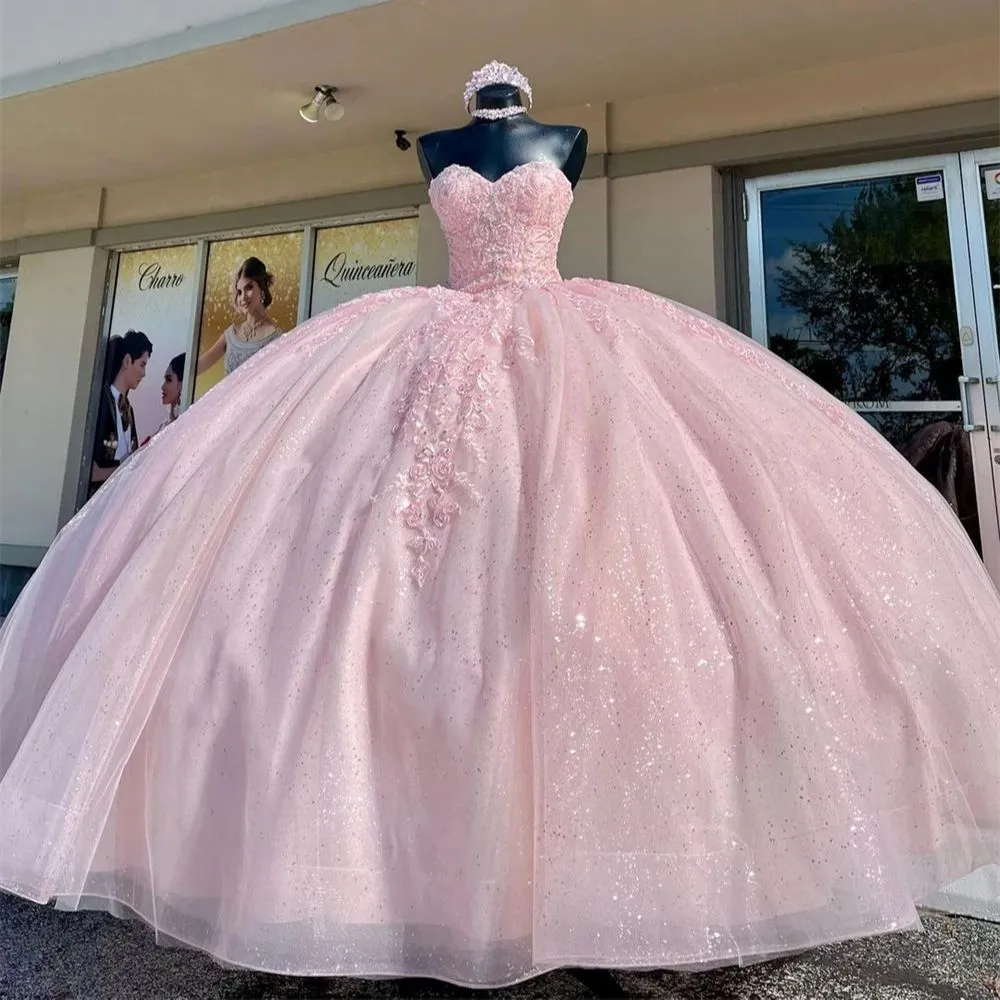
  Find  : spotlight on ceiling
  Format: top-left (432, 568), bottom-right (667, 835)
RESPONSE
top-left (299, 86), bottom-right (344, 124)
top-left (394, 129), bottom-right (411, 151)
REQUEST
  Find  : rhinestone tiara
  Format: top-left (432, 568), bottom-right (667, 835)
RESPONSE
top-left (463, 61), bottom-right (533, 112)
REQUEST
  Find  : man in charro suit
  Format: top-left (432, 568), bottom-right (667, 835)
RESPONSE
top-left (89, 329), bottom-right (153, 499)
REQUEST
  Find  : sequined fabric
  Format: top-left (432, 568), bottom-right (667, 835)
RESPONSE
top-left (0, 161), bottom-right (998, 988)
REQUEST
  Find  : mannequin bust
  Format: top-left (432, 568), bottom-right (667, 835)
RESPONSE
top-left (418, 76), bottom-right (588, 187)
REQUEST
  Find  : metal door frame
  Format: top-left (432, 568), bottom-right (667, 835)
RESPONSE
top-left (958, 148), bottom-right (1000, 581)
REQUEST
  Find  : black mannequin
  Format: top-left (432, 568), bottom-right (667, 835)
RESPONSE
top-left (417, 83), bottom-right (588, 187)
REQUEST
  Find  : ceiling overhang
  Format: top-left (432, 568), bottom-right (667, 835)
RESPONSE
top-left (0, 0), bottom-right (390, 98)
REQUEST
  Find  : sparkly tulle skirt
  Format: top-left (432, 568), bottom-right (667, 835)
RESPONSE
top-left (0, 280), bottom-right (998, 986)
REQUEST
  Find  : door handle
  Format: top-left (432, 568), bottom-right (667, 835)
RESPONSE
top-left (985, 375), bottom-right (1000, 431)
top-left (958, 376), bottom-right (985, 432)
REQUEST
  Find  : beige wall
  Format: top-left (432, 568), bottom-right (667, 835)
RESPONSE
top-left (100, 104), bottom-right (608, 235)
top-left (560, 178), bottom-right (609, 281)
top-left (609, 167), bottom-right (725, 318)
top-left (0, 187), bottom-right (103, 243)
top-left (611, 37), bottom-right (998, 151)
top-left (3, 35), bottom-right (996, 242)
top-left (0, 247), bottom-right (108, 550)
top-left (415, 202), bottom-right (447, 287)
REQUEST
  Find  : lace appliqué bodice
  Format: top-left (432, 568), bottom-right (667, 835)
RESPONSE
top-left (381, 163), bottom-right (574, 587)
top-left (430, 162), bottom-right (573, 293)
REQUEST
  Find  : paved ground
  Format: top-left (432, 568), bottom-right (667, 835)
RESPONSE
top-left (1, 895), bottom-right (997, 1000)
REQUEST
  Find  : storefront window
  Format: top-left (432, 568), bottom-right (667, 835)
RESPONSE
top-left (756, 175), bottom-right (961, 424)
top-left (79, 212), bottom-right (418, 510)
top-left (0, 268), bottom-right (23, 614)
top-left (0, 269), bottom-right (17, 394)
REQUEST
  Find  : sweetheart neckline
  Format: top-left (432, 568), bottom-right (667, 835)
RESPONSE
top-left (429, 161), bottom-right (573, 194)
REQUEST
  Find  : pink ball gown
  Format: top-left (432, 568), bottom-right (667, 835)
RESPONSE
top-left (0, 159), bottom-right (998, 988)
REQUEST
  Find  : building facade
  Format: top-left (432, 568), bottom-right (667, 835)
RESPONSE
top-left (1, 0), bottom-right (998, 605)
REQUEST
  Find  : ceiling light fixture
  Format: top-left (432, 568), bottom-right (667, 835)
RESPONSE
top-left (299, 86), bottom-right (345, 124)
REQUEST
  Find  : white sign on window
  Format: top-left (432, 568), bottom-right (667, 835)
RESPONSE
top-left (914, 174), bottom-right (944, 202)
top-left (984, 168), bottom-right (1000, 202)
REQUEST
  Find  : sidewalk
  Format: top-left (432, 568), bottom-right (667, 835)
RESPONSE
top-left (1, 893), bottom-right (997, 999)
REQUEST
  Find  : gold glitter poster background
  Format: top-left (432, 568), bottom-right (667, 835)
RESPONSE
top-left (193, 232), bottom-right (303, 400)
top-left (310, 218), bottom-right (418, 317)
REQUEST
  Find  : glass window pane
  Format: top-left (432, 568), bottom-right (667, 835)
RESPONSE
top-left (0, 274), bottom-right (17, 395)
top-left (759, 174), bottom-right (961, 403)
top-left (978, 164), bottom-right (1000, 340)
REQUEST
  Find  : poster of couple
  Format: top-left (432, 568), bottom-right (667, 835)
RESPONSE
top-left (88, 246), bottom-right (198, 499)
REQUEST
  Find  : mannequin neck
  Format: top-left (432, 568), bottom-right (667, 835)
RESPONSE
top-left (473, 83), bottom-right (526, 116)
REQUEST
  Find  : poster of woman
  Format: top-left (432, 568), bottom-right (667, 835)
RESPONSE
top-left (192, 233), bottom-right (302, 401)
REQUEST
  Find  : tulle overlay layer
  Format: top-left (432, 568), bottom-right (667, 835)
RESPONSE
top-left (1, 280), bottom-right (998, 985)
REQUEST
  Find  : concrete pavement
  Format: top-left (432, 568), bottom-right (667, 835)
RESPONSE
top-left (1, 894), bottom-right (998, 999)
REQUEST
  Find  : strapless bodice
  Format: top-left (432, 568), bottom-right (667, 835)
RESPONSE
top-left (429, 161), bottom-right (573, 294)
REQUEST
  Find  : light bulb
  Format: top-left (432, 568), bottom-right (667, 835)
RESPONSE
top-left (299, 94), bottom-right (323, 124)
top-left (299, 86), bottom-right (340, 124)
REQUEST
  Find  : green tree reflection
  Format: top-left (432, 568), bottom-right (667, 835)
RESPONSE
top-left (772, 178), bottom-right (962, 407)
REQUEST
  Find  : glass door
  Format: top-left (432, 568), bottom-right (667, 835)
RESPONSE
top-left (959, 149), bottom-right (1000, 580)
top-left (746, 153), bottom-right (1000, 585)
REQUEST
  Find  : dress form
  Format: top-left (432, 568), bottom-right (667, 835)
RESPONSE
top-left (418, 83), bottom-right (588, 186)
top-left (420, 91), bottom-right (604, 1000)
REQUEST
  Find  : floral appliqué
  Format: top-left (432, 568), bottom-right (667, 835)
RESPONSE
top-left (391, 299), bottom-right (534, 587)
top-left (386, 162), bottom-right (566, 585)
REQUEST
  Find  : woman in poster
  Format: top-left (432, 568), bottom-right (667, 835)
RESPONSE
top-left (160, 352), bottom-right (186, 426)
top-left (196, 257), bottom-right (283, 379)
top-left (140, 352), bottom-right (186, 446)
